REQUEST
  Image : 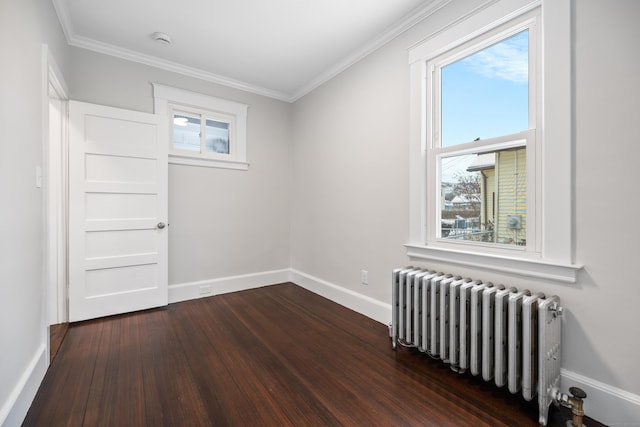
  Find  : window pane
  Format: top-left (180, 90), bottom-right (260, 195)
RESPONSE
top-left (441, 30), bottom-right (529, 147)
top-left (204, 119), bottom-right (230, 154)
top-left (440, 148), bottom-right (526, 245)
top-left (173, 113), bottom-right (201, 152)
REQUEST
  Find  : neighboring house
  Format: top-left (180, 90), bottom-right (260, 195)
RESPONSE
top-left (451, 194), bottom-right (475, 210)
top-left (467, 149), bottom-right (526, 245)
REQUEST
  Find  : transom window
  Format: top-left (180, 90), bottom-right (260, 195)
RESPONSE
top-left (153, 83), bottom-right (249, 170)
top-left (172, 108), bottom-right (233, 157)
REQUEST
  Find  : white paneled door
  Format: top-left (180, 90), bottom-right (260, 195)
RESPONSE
top-left (68, 101), bottom-right (168, 322)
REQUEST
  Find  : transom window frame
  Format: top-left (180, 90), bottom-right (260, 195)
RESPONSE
top-left (406, 0), bottom-right (581, 283)
top-left (153, 83), bottom-right (249, 170)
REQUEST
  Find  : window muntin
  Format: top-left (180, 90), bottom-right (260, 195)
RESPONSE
top-left (427, 16), bottom-right (537, 252)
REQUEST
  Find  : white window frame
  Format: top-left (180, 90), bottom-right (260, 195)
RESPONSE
top-left (406, 0), bottom-right (581, 283)
top-left (427, 11), bottom-right (539, 254)
top-left (153, 83), bottom-right (249, 170)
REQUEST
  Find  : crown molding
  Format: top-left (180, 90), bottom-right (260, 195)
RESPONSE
top-left (51, 0), bottom-right (75, 43)
top-left (52, 0), bottom-right (451, 103)
top-left (70, 35), bottom-right (293, 102)
top-left (290, 0), bottom-right (451, 102)
top-left (52, 0), bottom-right (292, 101)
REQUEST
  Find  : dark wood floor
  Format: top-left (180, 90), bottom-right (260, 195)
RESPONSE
top-left (25, 283), bottom-right (604, 426)
top-left (49, 322), bottom-right (69, 362)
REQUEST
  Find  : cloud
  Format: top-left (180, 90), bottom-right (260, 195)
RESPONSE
top-left (461, 32), bottom-right (528, 84)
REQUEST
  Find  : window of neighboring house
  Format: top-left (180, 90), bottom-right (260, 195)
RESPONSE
top-left (153, 84), bottom-right (249, 170)
top-left (406, 0), bottom-right (580, 282)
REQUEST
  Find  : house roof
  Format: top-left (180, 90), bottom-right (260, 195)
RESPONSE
top-left (466, 153), bottom-right (495, 172)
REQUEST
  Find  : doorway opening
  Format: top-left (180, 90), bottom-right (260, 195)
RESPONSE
top-left (43, 45), bottom-right (69, 361)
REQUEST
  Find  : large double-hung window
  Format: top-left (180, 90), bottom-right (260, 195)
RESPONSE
top-left (429, 16), bottom-right (538, 250)
top-left (407, 0), bottom-right (580, 282)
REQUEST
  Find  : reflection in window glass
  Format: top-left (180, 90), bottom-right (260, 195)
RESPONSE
top-left (173, 113), bottom-right (200, 152)
top-left (204, 119), bottom-right (230, 154)
top-left (441, 30), bottom-right (529, 147)
top-left (440, 148), bottom-right (526, 245)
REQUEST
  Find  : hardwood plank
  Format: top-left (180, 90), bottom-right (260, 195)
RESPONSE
top-left (24, 283), bottom-right (605, 427)
top-left (25, 319), bottom-right (105, 426)
top-left (173, 296), bottom-right (336, 426)
top-left (81, 312), bottom-right (147, 426)
top-left (172, 298), bottom-right (279, 426)
top-left (139, 308), bottom-right (212, 427)
top-left (221, 288), bottom-right (418, 425)
top-left (49, 323), bottom-right (69, 362)
top-left (234, 285), bottom-right (520, 426)
top-left (212, 295), bottom-right (348, 426)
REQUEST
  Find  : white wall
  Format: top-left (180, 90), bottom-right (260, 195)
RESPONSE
top-left (291, 0), bottom-right (640, 425)
top-left (291, 39), bottom-right (410, 304)
top-left (69, 48), bottom-right (293, 299)
top-left (570, 0), bottom-right (640, 422)
top-left (0, 0), bottom-right (70, 426)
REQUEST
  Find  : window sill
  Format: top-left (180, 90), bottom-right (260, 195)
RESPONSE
top-left (404, 243), bottom-right (582, 283)
top-left (169, 153), bottom-right (249, 171)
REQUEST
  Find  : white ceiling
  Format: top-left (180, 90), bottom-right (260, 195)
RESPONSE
top-left (52, 0), bottom-right (443, 102)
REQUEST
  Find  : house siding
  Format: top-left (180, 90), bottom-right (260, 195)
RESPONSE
top-left (495, 148), bottom-right (527, 245)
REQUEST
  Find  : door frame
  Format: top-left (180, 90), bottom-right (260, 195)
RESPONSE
top-left (42, 45), bottom-right (69, 338)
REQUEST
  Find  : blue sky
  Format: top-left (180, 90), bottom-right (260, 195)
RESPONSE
top-left (439, 30), bottom-right (529, 183)
top-left (441, 30), bottom-right (529, 148)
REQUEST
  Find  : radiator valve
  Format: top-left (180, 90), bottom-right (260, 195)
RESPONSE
top-left (557, 387), bottom-right (587, 427)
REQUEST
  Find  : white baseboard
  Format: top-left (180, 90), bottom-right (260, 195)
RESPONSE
top-left (561, 369), bottom-right (640, 427)
top-left (168, 269), bottom-right (291, 304)
top-left (0, 344), bottom-right (47, 427)
top-left (290, 269), bottom-right (391, 325)
top-left (169, 269), bottom-right (392, 325)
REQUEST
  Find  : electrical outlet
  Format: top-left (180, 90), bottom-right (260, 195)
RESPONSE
top-left (361, 270), bottom-right (368, 285)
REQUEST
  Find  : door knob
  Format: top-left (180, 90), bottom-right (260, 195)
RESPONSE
top-left (157, 222), bottom-right (166, 229)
